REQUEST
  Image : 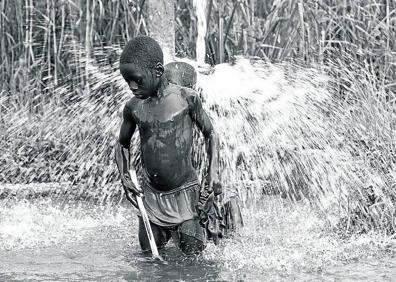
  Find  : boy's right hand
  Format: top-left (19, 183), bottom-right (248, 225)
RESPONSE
top-left (122, 174), bottom-right (143, 208)
top-left (122, 173), bottom-right (143, 195)
top-left (124, 188), bottom-right (138, 209)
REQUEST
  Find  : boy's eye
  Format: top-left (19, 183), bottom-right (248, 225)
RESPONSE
top-left (137, 78), bottom-right (143, 85)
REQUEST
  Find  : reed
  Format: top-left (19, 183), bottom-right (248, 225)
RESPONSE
top-left (1, 0), bottom-right (144, 98)
top-left (1, 0), bottom-right (394, 95)
top-left (176, 0), bottom-right (395, 90)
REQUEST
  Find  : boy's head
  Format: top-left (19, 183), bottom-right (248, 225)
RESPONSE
top-left (165, 62), bottom-right (197, 89)
top-left (120, 36), bottom-right (164, 99)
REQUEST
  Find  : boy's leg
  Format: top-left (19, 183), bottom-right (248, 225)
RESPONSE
top-left (138, 217), bottom-right (171, 252)
top-left (176, 219), bottom-right (206, 255)
top-left (222, 195), bottom-right (244, 237)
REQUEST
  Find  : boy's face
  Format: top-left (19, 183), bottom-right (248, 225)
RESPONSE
top-left (120, 63), bottom-right (160, 99)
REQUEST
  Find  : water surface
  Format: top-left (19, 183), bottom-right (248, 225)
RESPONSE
top-left (1, 196), bottom-right (395, 281)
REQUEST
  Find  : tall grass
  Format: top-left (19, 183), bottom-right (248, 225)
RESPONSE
top-left (176, 0), bottom-right (395, 92)
top-left (1, 0), bottom-right (143, 98)
top-left (1, 0), bottom-right (395, 94)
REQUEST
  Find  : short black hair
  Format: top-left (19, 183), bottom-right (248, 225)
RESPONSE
top-left (165, 62), bottom-right (197, 89)
top-left (120, 36), bottom-right (163, 69)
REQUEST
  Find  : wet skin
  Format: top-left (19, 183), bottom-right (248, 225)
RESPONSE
top-left (117, 63), bottom-right (218, 192)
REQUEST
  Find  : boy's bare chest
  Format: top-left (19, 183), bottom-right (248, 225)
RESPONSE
top-left (132, 94), bottom-right (190, 126)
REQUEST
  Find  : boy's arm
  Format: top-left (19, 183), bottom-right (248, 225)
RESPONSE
top-left (115, 103), bottom-right (143, 207)
top-left (187, 91), bottom-right (221, 195)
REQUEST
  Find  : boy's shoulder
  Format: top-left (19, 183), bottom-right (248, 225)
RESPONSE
top-left (166, 83), bottom-right (199, 107)
top-left (125, 96), bottom-right (141, 111)
top-left (123, 97), bottom-right (141, 120)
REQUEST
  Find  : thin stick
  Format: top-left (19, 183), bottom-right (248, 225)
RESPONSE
top-left (136, 196), bottom-right (160, 258)
top-left (130, 170), bottom-right (162, 260)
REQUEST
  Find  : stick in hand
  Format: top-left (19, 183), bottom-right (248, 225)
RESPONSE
top-left (129, 170), bottom-right (162, 261)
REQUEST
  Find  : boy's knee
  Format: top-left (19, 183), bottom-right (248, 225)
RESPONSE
top-left (177, 219), bottom-right (206, 255)
top-left (179, 233), bottom-right (206, 255)
top-left (138, 217), bottom-right (171, 251)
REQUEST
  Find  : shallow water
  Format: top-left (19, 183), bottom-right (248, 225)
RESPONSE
top-left (1, 196), bottom-right (395, 281)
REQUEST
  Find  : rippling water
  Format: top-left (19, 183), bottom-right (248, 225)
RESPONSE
top-left (1, 192), bottom-right (395, 281)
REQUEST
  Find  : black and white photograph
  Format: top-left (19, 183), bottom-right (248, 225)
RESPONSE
top-left (0, 0), bottom-right (395, 281)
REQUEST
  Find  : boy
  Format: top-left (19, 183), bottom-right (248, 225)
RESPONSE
top-left (115, 36), bottom-right (221, 255)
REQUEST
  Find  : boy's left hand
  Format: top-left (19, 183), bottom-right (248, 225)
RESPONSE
top-left (208, 173), bottom-right (222, 196)
top-left (196, 187), bottom-right (223, 245)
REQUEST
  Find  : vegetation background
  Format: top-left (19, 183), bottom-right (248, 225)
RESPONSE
top-left (0, 0), bottom-right (395, 234)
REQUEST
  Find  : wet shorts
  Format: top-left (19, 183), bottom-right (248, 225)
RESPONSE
top-left (141, 177), bottom-right (200, 227)
top-left (137, 177), bottom-right (206, 253)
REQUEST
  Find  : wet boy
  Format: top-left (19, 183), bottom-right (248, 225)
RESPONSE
top-left (115, 36), bottom-right (221, 255)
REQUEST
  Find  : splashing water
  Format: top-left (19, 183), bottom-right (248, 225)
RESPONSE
top-left (1, 196), bottom-right (395, 281)
top-left (1, 27), bottom-right (396, 282)
top-left (2, 46), bottom-right (395, 210)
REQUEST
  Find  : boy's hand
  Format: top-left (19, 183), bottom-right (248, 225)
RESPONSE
top-left (208, 173), bottom-right (222, 196)
top-left (122, 173), bottom-right (143, 209)
top-left (196, 189), bottom-right (223, 245)
top-left (122, 173), bottom-right (143, 196)
top-left (124, 188), bottom-right (138, 208)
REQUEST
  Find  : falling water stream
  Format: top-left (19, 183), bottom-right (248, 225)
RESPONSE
top-left (1, 1), bottom-right (396, 281)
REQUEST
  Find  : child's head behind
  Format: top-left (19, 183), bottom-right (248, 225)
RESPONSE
top-left (120, 36), bottom-right (164, 99)
top-left (165, 62), bottom-right (197, 89)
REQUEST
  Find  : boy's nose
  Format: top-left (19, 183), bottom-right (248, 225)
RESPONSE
top-left (129, 81), bottom-right (138, 91)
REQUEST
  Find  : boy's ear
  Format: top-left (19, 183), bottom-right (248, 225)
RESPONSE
top-left (154, 62), bottom-right (164, 77)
